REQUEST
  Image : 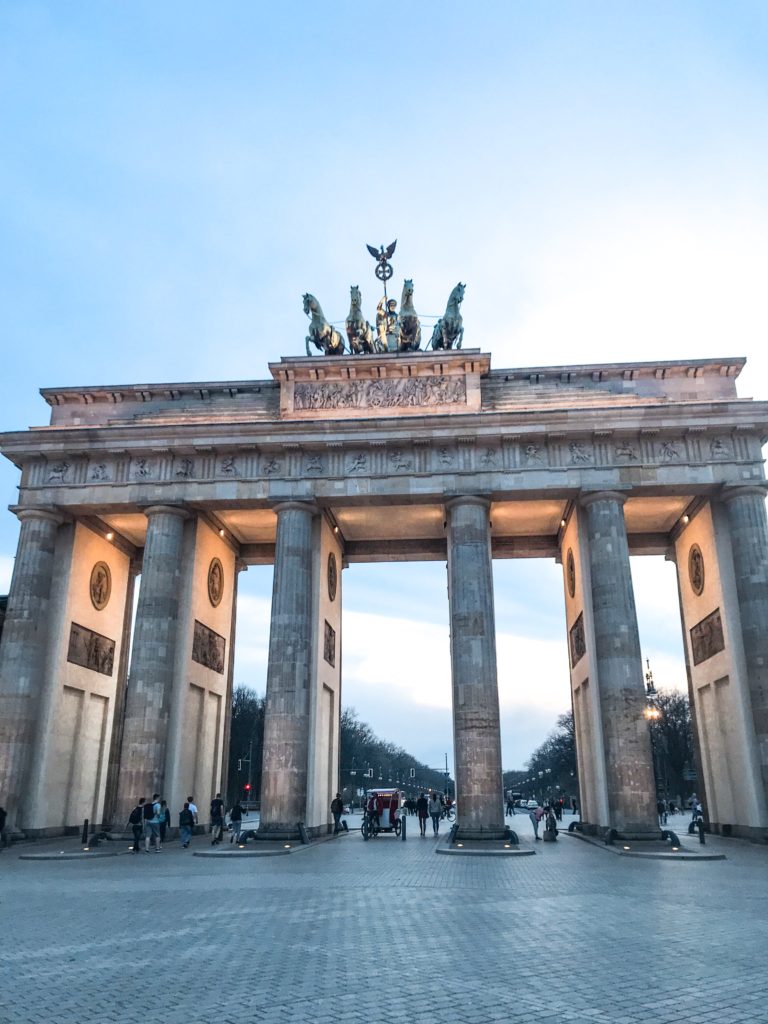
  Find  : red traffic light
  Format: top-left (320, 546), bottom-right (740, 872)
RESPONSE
top-left (244, 783), bottom-right (251, 791)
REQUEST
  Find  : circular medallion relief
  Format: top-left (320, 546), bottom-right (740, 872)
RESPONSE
top-left (566, 549), bottom-right (576, 599)
top-left (208, 557), bottom-right (224, 607)
top-left (688, 544), bottom-right (705, 596)
top-left (90, 561), bottom-right (112, 610)
top-left (327, 552), bottom-right (338, 602)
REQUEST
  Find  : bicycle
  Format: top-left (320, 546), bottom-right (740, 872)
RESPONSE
top-left (441, 805), bottom-right (456, 823)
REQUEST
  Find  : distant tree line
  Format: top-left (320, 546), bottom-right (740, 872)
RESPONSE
top-left (226, 686), bottom-right (453, 806)
top-left (503, 691), bottom-right (695, 806)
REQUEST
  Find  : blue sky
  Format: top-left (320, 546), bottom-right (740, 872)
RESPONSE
top-left (2, 2), bottom-right (767, 769)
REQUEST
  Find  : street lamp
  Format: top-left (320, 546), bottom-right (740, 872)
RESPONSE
top-left (644, 660), bottom-right (661, 720)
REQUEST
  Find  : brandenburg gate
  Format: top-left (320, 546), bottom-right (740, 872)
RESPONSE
top-left (1, 347), bottom-right (768, 841)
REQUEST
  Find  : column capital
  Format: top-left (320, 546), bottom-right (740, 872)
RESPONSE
top-left (721, 484), bottom-right (768, 504)
top-left (142, 504), bottom-right (190, 520)
top-left (271, 499), bottom-right (319, 516)
top-left (11, 506), bottom-right (65, 527)
top-left (444, 495), bottom-right (491, 514)
top-left (579, 489), bottom-right (629, 509)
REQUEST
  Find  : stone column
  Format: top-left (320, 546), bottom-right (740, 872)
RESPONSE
top-left (580, 491), bottom-right (657, 835)
top-left (722, 485), bottom-right (768, 798)
top-left (0, 508), bottom-right (63, 829)
top-left (259, 501), bottom-right (316, 836)
top-left (445, 496), bottom-right (505, 838)
top-left (115, 506), bottom-right (187, 817)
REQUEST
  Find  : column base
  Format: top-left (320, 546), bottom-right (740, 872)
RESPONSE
top-left (453, 825), bottom-right (508, 841)
top-left (255, 824), bottom-right (303, 842)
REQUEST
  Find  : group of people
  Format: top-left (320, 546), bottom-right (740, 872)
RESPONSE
top-left (127, 792), bottom-right (245, 851)
top-left (528, 801), bottom-right (560, 840)
top-left (358, 790), bottom-right (451, 837)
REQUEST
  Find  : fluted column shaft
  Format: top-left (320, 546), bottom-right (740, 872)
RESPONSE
top-left (0, 509), bottom-right (63, 828)
top-left (115, 506), bottom-right (187, 815)
top-left (581, 491), bottom-right (657, 833)
top-left (446, 496), bottom-right (504, 837)
top-left (259, 502), bottom-right (315, 833)
top-left (723, 486), bottom-right (768, 795)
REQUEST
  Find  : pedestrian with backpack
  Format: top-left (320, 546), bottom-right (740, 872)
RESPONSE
top-left (128, 798), bottom-right (145, 852)
top-left (145, 793), bottom-right (162, 852)
top-left (179, 802), bottom-right (195, 848)
top-left (229, 799), bottom-right (244, 843)
top-left (210, 792), bottom-right (225, 845)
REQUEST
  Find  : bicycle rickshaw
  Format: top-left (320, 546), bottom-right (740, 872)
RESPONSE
top-left (361, 788), bottom-right (402, 840)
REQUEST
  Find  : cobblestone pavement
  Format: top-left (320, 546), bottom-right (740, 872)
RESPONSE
top-left (1, 814), bottom-right (766, 1024)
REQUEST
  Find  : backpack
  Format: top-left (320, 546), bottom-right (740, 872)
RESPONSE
top-left (143, 802), bottom-right (154, 820)
top-left (128, 806), bottom-right (143, 825)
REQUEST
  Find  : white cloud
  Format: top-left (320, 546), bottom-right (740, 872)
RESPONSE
top-left (0, 555), bottom-right (13, 592)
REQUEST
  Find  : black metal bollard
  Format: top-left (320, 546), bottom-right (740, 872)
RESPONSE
top-left (698, 819), bottom-right (706, 845)
top-left (401, 814), bottom-right (406, 841)
top-left (81, 819), bottom-right (89, 845)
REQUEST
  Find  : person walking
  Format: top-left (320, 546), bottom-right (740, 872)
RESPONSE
top-left (210, 792), bottom-right (225, 845)
top-left (330, 793), bottom-right (344, 835)
top-left (145, 793), bottom-right (163, 852)
top-left (187, 796), bottom-right (198, 826)
top-left (179, 802), bottom-right (195, 848)
top-left (159, 800), bottom-right (171, 845)
top-left (416, 792), bottom-right (429, 836)
top-left (428, 791), bottom-right (443, 836)
top-left (128, 797), bottom-right (145, 853)
top-left (229, 798), bottom-right (244, 843)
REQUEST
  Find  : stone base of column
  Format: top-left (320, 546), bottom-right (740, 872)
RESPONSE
top-left (611, 830), bottom-right (666, 842)
top-left (453, 825), bottom-right (508, 841)
top-left (255, 823), bottom-right (302, 841)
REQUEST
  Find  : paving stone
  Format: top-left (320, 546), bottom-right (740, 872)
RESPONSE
top-left (0, 814), bottom-right (765, 1023)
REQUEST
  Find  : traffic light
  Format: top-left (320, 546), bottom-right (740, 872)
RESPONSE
top-left (409, 768), bottom-right (416, 778)
top-left (237, 759), bottom-right (242, 771)
top-left (244, 783), bottom-right (251, 792)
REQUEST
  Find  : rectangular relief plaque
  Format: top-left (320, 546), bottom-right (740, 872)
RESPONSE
top-left (192, 620), bottom-right (226, 674)
top-left (690, 608), bottom-right (725, 666)
top-left (324, 620), bottom-right (336, 667)
top-left (67, 622), bottom-right (115, 677)
top-left (569, 612), bottom-right (586, 668)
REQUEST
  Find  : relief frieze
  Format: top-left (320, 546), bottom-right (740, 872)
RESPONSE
top-left (293, 374), bottom-right (466, 412)
top-left (614, 443), bottom-right (639, 461)
top-left (659, 441), bottom-right (681, 462)
top-left (569, 612), bottom-right (586, 668)
top-left (690, 608), bottom-right (725, 666)
top-left (48, 461), bottom-right (70, 483)
top-left (192, 620), bottom-right (226, 674)
top-left (67, 622), bottom-right (115, 676)
top-left (569, 442), bottom-right (593, 464)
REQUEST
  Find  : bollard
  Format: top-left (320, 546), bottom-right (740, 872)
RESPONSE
top-left (81, 819), bottom-right (89, 845)
top-left (698, 819), bottom-right (706, 845)
top-left (401, 813), bottom-right (406, 841)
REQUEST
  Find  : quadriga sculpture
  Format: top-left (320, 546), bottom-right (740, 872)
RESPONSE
top-left (345, 286), bottom-right (379, 354)
top-left (303, 293), bottom-right (345, 356)
top-left (430, 282), bottom-right (465, 350)
top-left (397, 279), bottom-right (421, 352)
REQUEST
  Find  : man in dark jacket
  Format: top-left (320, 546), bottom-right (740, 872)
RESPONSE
top-left (330, 793), bottom-right (344, 834)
